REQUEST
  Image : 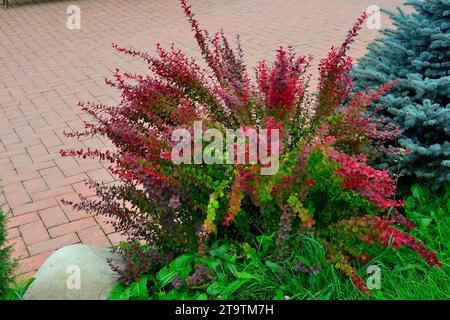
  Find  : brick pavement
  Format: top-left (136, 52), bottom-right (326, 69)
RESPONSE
top-left (0, 0), bottom-right (405, 279)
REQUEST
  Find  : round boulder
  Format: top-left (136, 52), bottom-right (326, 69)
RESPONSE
top-left (24, 244), bottom-right (124, 300)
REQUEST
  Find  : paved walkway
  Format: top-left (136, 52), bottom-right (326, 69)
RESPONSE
top-left (1, 0), bottom-right (405, 279)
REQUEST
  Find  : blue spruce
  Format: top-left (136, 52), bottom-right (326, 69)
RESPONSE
top-left (353, 0), bottom-right (450, 185)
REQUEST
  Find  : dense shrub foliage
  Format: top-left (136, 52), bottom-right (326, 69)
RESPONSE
top-left (0, 207), bottom-right (15, 298)
top-left (62, 0), bottom-right (441, 295)
top-left (353, 0), bottom-right (450, 185)
top-left (110, 184), bottom-right (450, 300)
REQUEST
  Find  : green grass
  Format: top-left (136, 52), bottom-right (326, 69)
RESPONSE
top-left (370, 263), bottom-right (450, 299)
top-left (2, 278), bottom-right (34, 300)
top-left (232, 234), bottom-right (363, 300)
top-left (232, 236), bottom-right (450, 300)
top-left (228, 182), bottom-right (450, 300)
top-left (367, 183), bottom-right (450, 300)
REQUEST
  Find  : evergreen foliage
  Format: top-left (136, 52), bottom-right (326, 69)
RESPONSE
top-left (0, 208), bottom-right (15, 298)
top-left (353, 0), bottom-right (450, 185)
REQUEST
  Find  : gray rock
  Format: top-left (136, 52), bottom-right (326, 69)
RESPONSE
top-left (24, 244), bottom-right (124, 300)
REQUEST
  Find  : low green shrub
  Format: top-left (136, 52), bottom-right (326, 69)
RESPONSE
top-left (0, 207), bottom-right (15, 299)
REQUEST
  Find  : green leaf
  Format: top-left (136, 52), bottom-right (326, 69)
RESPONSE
top-left (10, 278), bottom-right (35, 300)
top-left (242, 243), bottom-right (257, 259)
top-left (129, 277), bottom-right (149, 300)
top-left (275, 290), bottom-right (284, 300)
top-left (221, 279), bottom-right (250, 295)
top-left (409, 211), bottom-right (425, 219)
top-left (195, 293), bottom-right (208, 300)
top-left (256, 234), bottom-right (275, 254)
top-left (265, 261), bottom-right (281, 273)
top-left (298, 255), bottom-right (311, 265)
top-left (409, 211), bottom-right (433, 227)
top-left (171, 254), bottom-right (194, 269)
top-left (156, 267), bottom-right (178, 287)
top-left (108, 283), bottom-right (128, 300)
top-left (205, 260), bottom-right (220, 270)
top-left (323, 290), bottom-right (333, 300)
top-left (418, 218), bottom-right (433, 227)
top-left (226, 262), bottom-right (239, 278)
top-left (405, 196), bottom-right (415, 211)
top-left (411, 184), bottom-right (423, 200)
top-left (206, 282), bottom-right (220, 295)
top-left (237, 272), bottom-right (256, 280)
top-left (210, 243), bottom-right (229, 257)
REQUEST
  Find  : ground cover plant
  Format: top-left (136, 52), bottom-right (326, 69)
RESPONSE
top-left (108, 183), bottom-right (450, 300)
top-left (61, 0), bottom-right (445, 299)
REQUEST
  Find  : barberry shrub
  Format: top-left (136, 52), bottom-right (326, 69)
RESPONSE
top-left (61, 0), bottom-right (441, 291)
top-left (352, 0), bottom-right (450, 186)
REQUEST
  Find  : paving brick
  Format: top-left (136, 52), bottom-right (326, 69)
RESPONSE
top-left (17, 271), bottom-right (36, 282)
top-left (16, 161), bottom-right (56, 175)
top-left (7, 212), bottom-right (40, 229)
top-left (4, 186), bottom-right (32, 207)
top-left (0, 170), bottom-right (41, 186)
top-left (23, 177), bottom-right (48, 194)
top-left (54, 157), bottom-right (79, 171)
top-left (44, 172), bottom-right (87, 189)
top-left (0, 148), bottom-right (27, 161)
top-left (19, 220), bottom-right (50, 245)
top-left (6, 227), bottom-right (20, 241)
top-left (39, 206), bottom-right (69, 228)
top-left (40, 134), bottom-right (62, 149)
top-left (87, 168), bottom-right (115, 184)
top-left (1, 133), bottom-right (21, 146)
top-left (17, 251), bottom-right (53, 275)
top-left (42, 170), bottom-right (65, 188)
top-left (39, 166), bottom-right (61, 177)
top-left (6, 237), bottom-right (29, 259)
top-left (26, 144), bottom-right (49, 158)
top-left (73, 180), bottom-right (97, 198)
top-left (77, 225), bottom-right (111, 247)
top-left (28, 118), bottom-right (48, 130)
top-left (4, 140), bottom-right (41, 153)
top-left (48, 217), bottom-right (96, 238)
top-left (3, 182), bottom-right (23, 194)
top-left (13, 198), bottom-right (58, 216)
top-left (63, 206), bottom-right (95, 221)
top-left (30, 185), bottom-right (73, 201)
top-left (58, 192), bottom-right (95, 221)
top-left (15, 125), bottom-right (35, 141)
top-left (95, 215), bottom-right (117, 235)
top-left (108, 232), bottom-right (127, 246)
top-left (10, 154), bottom-right (33, 168)
top-left (28, 233), bottom-right (80, 256)
top-left (63, 162), bottom-right (103, 177)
